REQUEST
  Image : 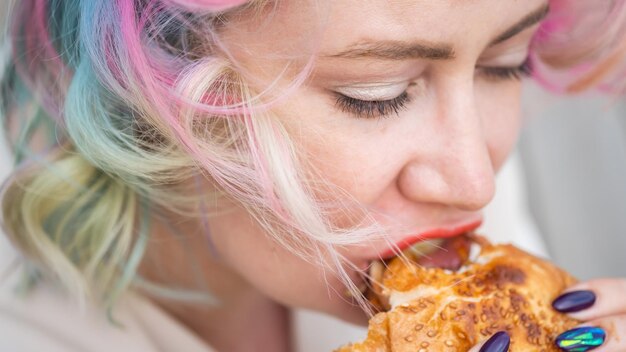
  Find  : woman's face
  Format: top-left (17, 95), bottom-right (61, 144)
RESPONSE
top-left (211, 0), bottom-right (549, 324)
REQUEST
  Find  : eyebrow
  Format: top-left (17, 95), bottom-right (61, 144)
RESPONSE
top-left (324, 3), bottom-right (550, 61)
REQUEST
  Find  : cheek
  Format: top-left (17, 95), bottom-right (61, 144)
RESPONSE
top-left (224, 226), bottom-right (321, 303)
top-left (477, 81), bottom-right (523, 172)
top-left (276, 91), bottom-right (403, 210)
top-left (227, 229), bottom-right (367, 321)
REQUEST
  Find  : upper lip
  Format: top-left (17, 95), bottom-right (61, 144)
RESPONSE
top-left (376, 218), bottom-right (483, 260)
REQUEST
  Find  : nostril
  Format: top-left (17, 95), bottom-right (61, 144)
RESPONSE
top-left (460, 178), bottom-right (495, 210)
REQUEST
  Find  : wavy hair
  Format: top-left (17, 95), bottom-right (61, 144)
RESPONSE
top-left (1, 0), bottom-right (625, 318)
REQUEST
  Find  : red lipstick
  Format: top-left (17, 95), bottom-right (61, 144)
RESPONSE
top-left (378, 220), bottom-right (482, 260)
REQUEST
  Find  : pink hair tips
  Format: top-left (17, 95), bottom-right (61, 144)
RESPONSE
top-left (166, 0), bottom-right (249, 12)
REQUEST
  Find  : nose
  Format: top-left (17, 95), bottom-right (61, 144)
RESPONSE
top-left (396, 80), bottom-right (496, 211)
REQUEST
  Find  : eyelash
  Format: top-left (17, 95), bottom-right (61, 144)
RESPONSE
top-left (479, 57), bottom-right (533, 81)
top-left (335, 91), bottom-right (411, 119)
top-left (335, 57), bottom-right (533, 119)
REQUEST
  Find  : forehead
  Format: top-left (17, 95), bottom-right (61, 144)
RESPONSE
top-left (225, 0), bottom-right (548, 69)
top-left (321, 0), bottom-right (548, 51)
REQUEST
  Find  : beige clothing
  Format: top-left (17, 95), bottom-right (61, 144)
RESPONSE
top-left (0, 269), bottom-right (214, 352)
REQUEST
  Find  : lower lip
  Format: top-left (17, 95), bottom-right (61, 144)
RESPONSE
top-left (378, 220), bottom-right (482, 259)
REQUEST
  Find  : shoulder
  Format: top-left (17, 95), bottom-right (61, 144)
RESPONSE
top-left (0, 238), bottom-right (213, 352)
top-left (0, 270), bottom-right (159, 352)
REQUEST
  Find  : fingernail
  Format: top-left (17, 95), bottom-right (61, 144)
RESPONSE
top-left (555, 326), bottom-right (606, 351)
top-left (552, 290), bottom-right (596, 313)
top-left (480, 331), bottom-right (510, 352)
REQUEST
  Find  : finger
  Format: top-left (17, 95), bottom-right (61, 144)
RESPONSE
top-left (467, 331), bottom-right (510, 352)
top-left (593, 315), bottom-right (626, 352)
top-left (554, 315), bottom-right (626, 352)
top-left (552, 279), bottom-right (626, 321)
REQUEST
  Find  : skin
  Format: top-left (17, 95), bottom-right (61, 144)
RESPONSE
top-left (136, 1), bottom-right (626, 351)
top-left (203, 0), bottom-right (543, 325)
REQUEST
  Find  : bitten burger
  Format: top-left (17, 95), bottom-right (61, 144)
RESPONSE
top-left (337, 234), bottom-right (579, 351)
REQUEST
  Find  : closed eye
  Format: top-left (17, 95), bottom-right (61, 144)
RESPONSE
top-left (478, 56), bottom-right (533, 81)
top-left (333, 57), bottom-right (532, 120)
top-left (334, 91), bottom-right (411, 119)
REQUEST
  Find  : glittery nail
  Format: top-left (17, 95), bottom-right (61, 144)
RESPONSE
top-left (480, 331), bottom-right (510, 352)
top-left (552, 290), bottom-right (596, 313)
top-left (555, 326), bottom-right (606, 351)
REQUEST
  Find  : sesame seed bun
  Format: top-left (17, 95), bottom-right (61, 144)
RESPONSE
top-left (337, 234), bottom-right (579, 351)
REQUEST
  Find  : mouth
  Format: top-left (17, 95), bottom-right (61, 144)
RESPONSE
top-left (358, 220), bottom-right (483, 310)
top-left (376, 220), bottom-right (483, 260)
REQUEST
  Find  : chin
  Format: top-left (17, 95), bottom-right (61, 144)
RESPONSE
top-left (322, 299), bottom-right (370, 327)
top-left (302, 282), bottom-right (372, 326)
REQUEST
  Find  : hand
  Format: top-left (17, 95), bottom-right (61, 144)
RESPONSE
top-left (552, 278), bottom-right (626, 351)
top-left (468, 331), bottom-right (510, 352)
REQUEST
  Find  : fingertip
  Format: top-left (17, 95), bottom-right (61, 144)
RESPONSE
top-left (555, 326), bottom-right (606, 351)
top-left (552, 290), bottom-right (597, 313)
top-left (479, 331), bottom-right (510, 352)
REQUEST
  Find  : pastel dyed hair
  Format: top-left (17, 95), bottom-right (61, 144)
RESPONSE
top-left (1, 0), bottom-right (625, 318)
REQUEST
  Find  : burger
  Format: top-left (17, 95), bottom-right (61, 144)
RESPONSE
top-left (336, 233), bottom-right (580, 351)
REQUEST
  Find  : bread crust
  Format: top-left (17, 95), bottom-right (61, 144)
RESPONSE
top-left (337, 235), bottom-right (579, 352)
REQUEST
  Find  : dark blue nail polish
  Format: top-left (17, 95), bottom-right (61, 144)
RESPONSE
top-left (480, 331), bottom-right (510, 352)
top-left (555, 326), bottom-right (606, 351)
top-left (552, 290), bottom-right (596, 313)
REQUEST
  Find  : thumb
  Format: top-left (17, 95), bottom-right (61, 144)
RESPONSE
top-left (467, 331), bottom-right (510, 352)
